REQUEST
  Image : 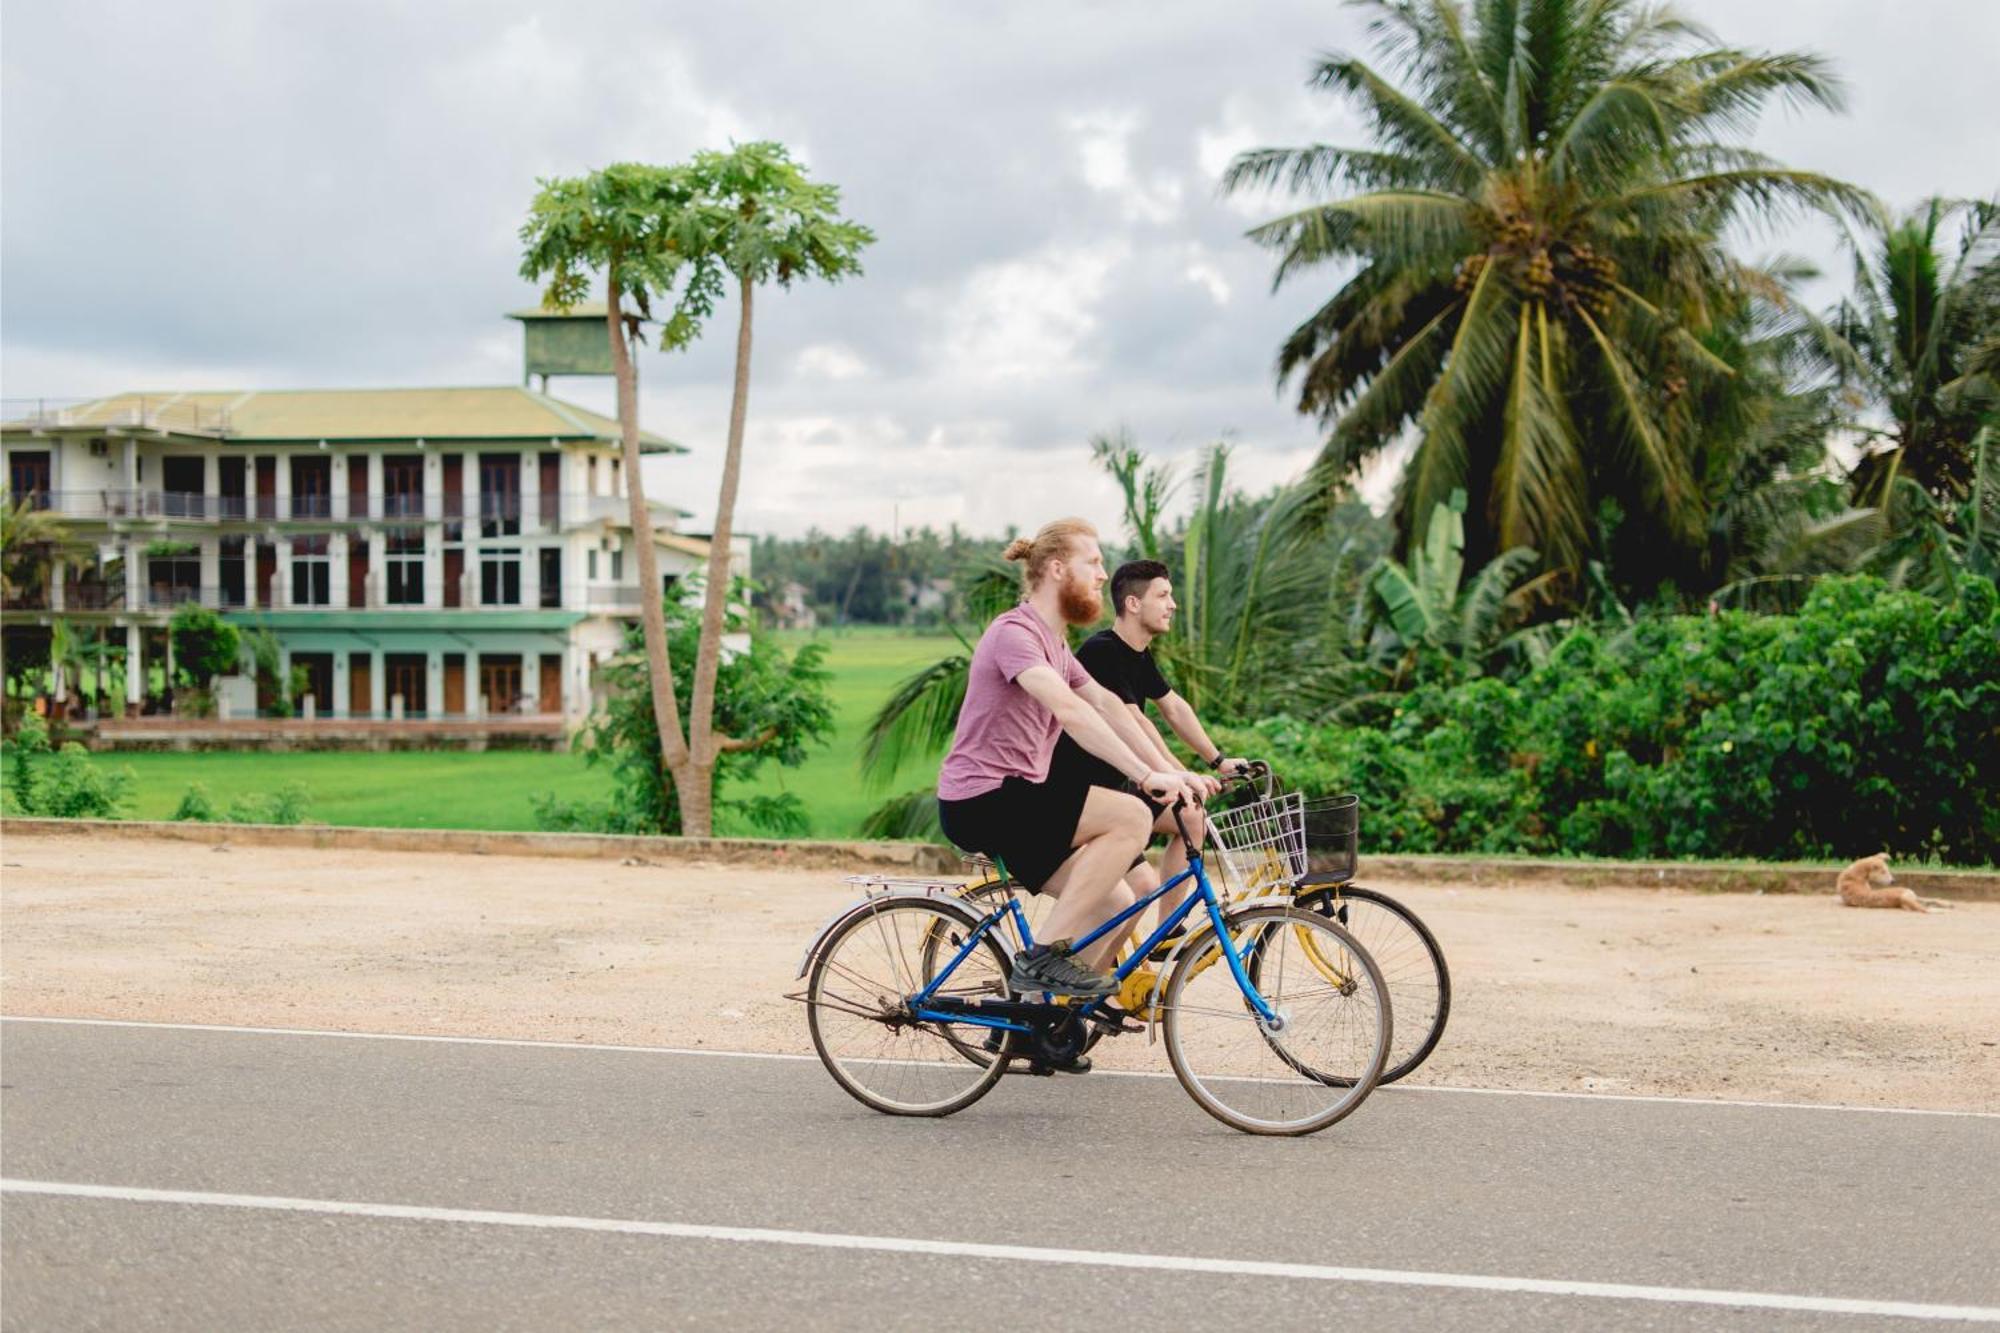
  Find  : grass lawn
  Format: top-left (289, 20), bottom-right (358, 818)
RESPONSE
top-left (722, 627), bottom-right (955, 837)
top-left (4, 628), bottom-right (957, 837)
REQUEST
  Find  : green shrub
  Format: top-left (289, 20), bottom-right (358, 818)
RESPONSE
top-left (2, 713), bottom-right (133, 819)
top-left (173, 782), bottom-right (220, 822)
top-left (1215, 576), bottom-right (2000, 864)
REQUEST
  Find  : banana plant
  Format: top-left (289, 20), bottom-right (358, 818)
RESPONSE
top-left (1362, 489), bottom-right (1546, 682)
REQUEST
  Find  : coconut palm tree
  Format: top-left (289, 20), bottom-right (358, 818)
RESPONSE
top-left (1814, 198), bottom-right (1999, 509)
top-left (1224, 0), bottom-right (1871, 599)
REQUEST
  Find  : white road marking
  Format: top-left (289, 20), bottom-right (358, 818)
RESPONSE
top-left (5, 1015), bottom-right (1994, 1119)
top-left (5, 1179), bottom-right (1994, 1323)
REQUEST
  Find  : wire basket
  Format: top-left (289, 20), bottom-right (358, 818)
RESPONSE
top-left (1207, 790), bottom-right (1308, 895)
top-left (1297, 794), bottom-right (1360, 886)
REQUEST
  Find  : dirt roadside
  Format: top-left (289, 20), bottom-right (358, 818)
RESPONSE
top-left (3, 830), bottom-right (1995, 1112)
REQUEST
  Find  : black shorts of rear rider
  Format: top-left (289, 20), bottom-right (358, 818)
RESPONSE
top-left (939, 764), bottom-right (1164, 894)
top-left (1048, 736), bottom-right (1167, 872)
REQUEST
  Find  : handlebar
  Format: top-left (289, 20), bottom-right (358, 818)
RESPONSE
top-left (1164, 757), bottom-right (1273, 846)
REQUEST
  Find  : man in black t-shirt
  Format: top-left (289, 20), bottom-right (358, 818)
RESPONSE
top-left (1051, 559), bottom-right (1248, 927)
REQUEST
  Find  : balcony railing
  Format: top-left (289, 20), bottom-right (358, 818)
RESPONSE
top-left (584, 583), bottom-right (643, 611)
top-left (14, 489), bottom-right (664, 529)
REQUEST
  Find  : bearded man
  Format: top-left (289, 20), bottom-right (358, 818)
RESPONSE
top-left (935, 519), bottom-right (1202, 1021)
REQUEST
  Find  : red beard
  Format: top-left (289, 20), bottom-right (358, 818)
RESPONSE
top-left (1058, 574), bottom-right (1104, 626)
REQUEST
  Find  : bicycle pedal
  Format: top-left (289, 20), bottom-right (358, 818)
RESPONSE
top-left (1087, 1005), bottom-right (1144, 1036)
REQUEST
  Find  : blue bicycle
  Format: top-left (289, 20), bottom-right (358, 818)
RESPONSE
top-left (797, 794), bottom-right (1392, 1135)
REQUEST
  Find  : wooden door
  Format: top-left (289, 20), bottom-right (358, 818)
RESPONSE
top-left (443, 549), bottom-right (463, 607)
top-left (349, 653), bottom-right (372, 716)
top-left (443, 654), bottom-right (465, 714)
top-left (348, 453), bottom-right (371, 520)
top-left (385, 654), bottom-right (426, 715)
top-left (539, 654), bottom-right (562, 714)
top-left (255, 456), bottom-right (277, 520)
top-left (539, 452), bottom-right (560, 526)
top-left (255, 542), bottom-right (277, 606)
top-left (348, 538), bottom-right (370, 608)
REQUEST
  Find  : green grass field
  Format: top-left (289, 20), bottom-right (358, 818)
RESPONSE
top-left (4, 629), bottom-right (955, 837)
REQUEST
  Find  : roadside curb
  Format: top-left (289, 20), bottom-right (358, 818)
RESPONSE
top-left (4, 818), bottom-right (1994, 900)
top-left (0, 817), bottom-right (961, 874)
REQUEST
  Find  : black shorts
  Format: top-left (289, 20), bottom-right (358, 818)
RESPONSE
top-left (938, 770), bottom-right (1098, 894)
top-left (1048, 738), bottom-right (1167, 869)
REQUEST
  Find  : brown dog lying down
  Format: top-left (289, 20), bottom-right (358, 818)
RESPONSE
top-left (1837, 854), bottom-right (1951, 912)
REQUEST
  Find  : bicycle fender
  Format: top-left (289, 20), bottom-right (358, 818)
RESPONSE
top-left (794, 888), bottom-right (989, 979)
top-left (1141, 895), bottom-right (1297, 1044)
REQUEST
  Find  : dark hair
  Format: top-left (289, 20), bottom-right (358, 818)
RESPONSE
top-left (1110, 560), bottom-right (1170, 617)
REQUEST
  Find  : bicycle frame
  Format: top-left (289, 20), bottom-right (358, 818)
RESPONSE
top-left (909, 833), bottom-right (1280, 1034)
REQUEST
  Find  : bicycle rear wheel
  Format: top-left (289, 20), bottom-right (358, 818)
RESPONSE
top-left (1290, 885), bottom-right (1449, 1084)
top-left (1161, 905), bottom-right (1390, 1136)
top-left (806, 900), bottom-right (1014, 1117)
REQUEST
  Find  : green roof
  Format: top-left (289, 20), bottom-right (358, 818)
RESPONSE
top-left (7, 386), bottom-right (683, 453)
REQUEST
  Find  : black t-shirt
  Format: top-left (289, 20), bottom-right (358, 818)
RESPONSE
top-left (1052, 630), bottom-right (1172, 788)
top-left (1075, 629), bottom-right (1171, 706)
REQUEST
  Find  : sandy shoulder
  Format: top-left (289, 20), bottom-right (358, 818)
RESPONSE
top-left (2, 830), bottom-right (1995, 1112)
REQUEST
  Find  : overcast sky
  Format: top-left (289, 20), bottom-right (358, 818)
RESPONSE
top-left (4, 0), bottom-right (1996, 540)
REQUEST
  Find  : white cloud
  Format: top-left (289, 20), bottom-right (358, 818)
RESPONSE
top-left (1183, 250), bottom-right (1233, 305)
top-left (1068, 109), bottom-right (1183, 225)
top-left (921, 241), bottom-right (1130, 385)
top-left (793, 343), bottom-right (871, 381)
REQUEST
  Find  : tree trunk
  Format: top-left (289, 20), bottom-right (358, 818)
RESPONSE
top-left (684, 271), bottom-right (757, 837)
top-left (605, 268), bottom-right (696, 816)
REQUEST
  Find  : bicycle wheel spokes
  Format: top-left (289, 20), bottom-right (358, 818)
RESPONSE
top-left (808, 901), bottom-right (1013, 1117)
top-left (919, 900), bottom-right (1018, 1067)
top-left (1295, 886), bottom-right (1451, 1084)
top-left (1163, 906), bottom-right (1390, 1136)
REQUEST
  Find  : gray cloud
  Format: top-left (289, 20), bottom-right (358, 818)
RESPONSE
top-left (5, 0), bottom-right (1997, 538)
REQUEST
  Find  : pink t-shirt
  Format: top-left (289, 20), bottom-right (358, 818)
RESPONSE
top-left (936, 605), bottom-right (1093, 800)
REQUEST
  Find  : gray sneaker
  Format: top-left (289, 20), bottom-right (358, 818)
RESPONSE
top-left (1011, 940), bottom-right (1117, 998)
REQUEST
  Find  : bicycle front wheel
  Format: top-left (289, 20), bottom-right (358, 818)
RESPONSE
top-left (1162, 905), bottom-right (1390, 1136)
top-left (1291, 885), bottom-right (1449, 1084)
top-left (806, 900), bottom-right (1014, 1117)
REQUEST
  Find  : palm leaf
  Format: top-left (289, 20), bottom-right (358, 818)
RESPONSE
top-left (859, 654), bottom-right (968, 789)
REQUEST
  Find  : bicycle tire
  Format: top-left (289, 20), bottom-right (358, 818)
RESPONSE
top-left (1282, 885), bottom-right (1450, 1084)
top-left (1161, 904), bottom-right (1390, 1136)
top-left (806, 899), bottom-right (1015, 1117)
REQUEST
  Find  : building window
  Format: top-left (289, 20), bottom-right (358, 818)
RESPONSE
top-left (219, 537), bottom-right (247, 607)
top-left (479, 654), bottom-right (524, 713)
top-left (480, 453), bottom-right (521, 537)
top-left (382, 455), bottom-right (423, 521)
top-left (290, 535), bottom-right (332, 606)
top-left (385, 528), bottom-right (424, 606)
top-left (8, 451), bottom-right (52, 506)
top-left (610, 545), bottom-right (624, 582)
top-left (587, 549), bottom-right (598, 581)
top-left (290, 456), bottom-right (331, 519)
top-left (147, 547), bottom-right (201, 608)
top-left (539, 547), bottom-right (562, 608)
top-left (480, 549), bottom-right (521, 606)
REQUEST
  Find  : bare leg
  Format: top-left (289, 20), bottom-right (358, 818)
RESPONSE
top-left (1038, 788), bottom-right (1151, 970)
top-left (1153, 805), bottom-right (1204, 929)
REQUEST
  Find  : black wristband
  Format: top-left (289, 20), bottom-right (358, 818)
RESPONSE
top-left (1206, 752), bottom-right (1224, 770)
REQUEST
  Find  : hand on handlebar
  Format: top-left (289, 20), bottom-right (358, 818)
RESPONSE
top-left (1139, 769), bottom-right (1203, 807)
top-left (1216, 756), bottom-right (1251, 778)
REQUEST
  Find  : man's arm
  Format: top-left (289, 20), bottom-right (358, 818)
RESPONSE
top-left (1156, 690), bottom-right (1245, 774)
top-left (1016, 668), bottom-right (1195, 804)
top-left (1130, 703), bottom-right (1181, 771)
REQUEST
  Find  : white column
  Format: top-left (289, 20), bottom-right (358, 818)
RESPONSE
top-left (423, 452), bottom-right (442, 608)
top-left (520, 449), bottom-right (539, 534)
top-left (426, 650), bottom-right (442, 719)
top-left (199, 538), bottom-right (219, 606)
top-left (330, 532), bottom-right (350, 608)
top-left (468, 649), bottom-right (483, 717)
top-left (332, 652), bottom-right (349, 719)
top-left (125, 623), bottom-right (143, 707)
top-left (202, 450), bottom-right (220, 520)
top-left (274, 538), bottom-right (293, 609)
top-left (369, 650), bottom-right (386, 716)
top-left (124, 538), bottom-right (143, 611)
top-left (51, 636), bottom-right (66, 702)
top-left (122, 438), bottom-right (139, 501)
top-left (367, 451), bottom-right (384, 522)
top-left (522, 648), bottom-right (542, 714)
top-left (522, 543), bottom-right (541, 610)
top-left (275, 451), bottom-right (292, 521)
top-left (244, 539), bottom-right (259, 611)
top-left (49, 558), bottom-right (66, 612)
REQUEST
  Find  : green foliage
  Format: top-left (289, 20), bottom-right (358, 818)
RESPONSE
top-left (1217, 577), bottom-right (1999, 864)
top-left (172, 782), bottom-right (220, 822)
top-left (1226, 0), bottom-right (1871, 598)
top-left (169, 604), bottom-right (241, 686)
top-left (3, 714), bottom-right (133, 819)
top-left (533, 583), bottom-right (834, 836)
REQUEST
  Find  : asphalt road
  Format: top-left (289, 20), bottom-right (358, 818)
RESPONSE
top-left (3, 1018), bottom-right (1997, 1330)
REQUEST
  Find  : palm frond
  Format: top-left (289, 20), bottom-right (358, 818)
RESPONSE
top-left (859, 654), bottom-right (968, 789)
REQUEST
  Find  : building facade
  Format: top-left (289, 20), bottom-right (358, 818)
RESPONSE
top-left (2, 380), bottom-right (711, 725)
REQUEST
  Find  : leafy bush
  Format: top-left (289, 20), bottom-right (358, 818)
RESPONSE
top-left (534, 583), bottom-right (834, 836)
top-left (3, 714), bottom-right (133, 819)
top-left (168, 604), bottom-right (241, 686)
top-left (1216, 576), bottom-right (2000, 864)
top-left (172, 782), bottom-right (220, 822)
